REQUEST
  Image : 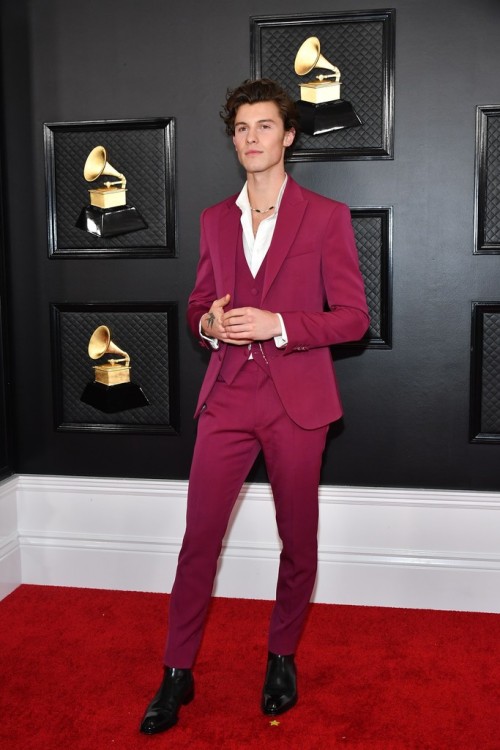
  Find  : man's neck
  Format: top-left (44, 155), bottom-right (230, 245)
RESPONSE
top-left (246, 168), bottom-right (286, 212)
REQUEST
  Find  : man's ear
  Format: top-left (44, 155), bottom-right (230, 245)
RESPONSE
top-left (284, 128), bottom-right (295, 146)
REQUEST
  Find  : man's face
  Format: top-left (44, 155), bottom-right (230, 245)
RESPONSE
top-left (232, 101), bottom-right (295, 175)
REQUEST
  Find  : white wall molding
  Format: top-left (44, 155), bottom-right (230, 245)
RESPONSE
top-left (0, 475), bottom-right (21, 600)
top-left (1, 474), bottom-right (499, 612)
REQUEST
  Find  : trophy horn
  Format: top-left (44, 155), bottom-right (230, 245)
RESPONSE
top-left (294, 37), bottom-right (341, 81)
top-left (88, 325), bottom-right (130, 366)
top-left (83, 146), bottom-right (126, 188)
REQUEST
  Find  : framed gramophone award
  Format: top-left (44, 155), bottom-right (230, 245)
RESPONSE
top-left (250, 9), bottom-right (395, 161)
top-left (44, 118), bottom-right (177, 258)
top-left (50, 302), bottom-right (180, 434)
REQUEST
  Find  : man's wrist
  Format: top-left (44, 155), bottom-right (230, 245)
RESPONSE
top-left (199, 316), bottom-right (219, 349)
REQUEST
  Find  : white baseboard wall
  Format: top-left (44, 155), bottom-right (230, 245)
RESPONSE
top-left (0, 476), bottom-right (20, 601)
top-left (1, 474), bottom-right (500, 612)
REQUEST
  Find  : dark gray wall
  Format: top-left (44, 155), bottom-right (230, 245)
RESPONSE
top-left (0, 23), bottom-right (15, 477)
top-left (1, 0), bottom-right (500, 490)
top-left (0, 131), bottom-right (13, 478)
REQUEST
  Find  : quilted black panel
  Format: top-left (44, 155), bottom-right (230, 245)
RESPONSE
top-left (484, 115), bottom-right (500, 245)
top-left (480, 312), bottom-right (500, 433)
top-left (351, 208), bottom-right (392, 347)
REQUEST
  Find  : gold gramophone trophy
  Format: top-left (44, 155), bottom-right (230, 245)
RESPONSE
top-left (294, 37), bottom-right (362, 135)
top-left (75, 146), bottom-right (147, 237)
top-left (80, 325), bottom-right (149, 413)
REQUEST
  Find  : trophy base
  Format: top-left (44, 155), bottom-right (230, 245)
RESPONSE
top-left (81, 381), bottom-right (149, 413)
top-left (76, 205), bottom-right (147, 238)
top-left (296, 99), bottom-right (362, 136)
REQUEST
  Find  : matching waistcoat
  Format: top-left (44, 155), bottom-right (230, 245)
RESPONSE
top-left (219, 237), bottom-right (270, 384)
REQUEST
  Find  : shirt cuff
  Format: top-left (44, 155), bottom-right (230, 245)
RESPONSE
top-left (199, 317), bottom-right (220, 349)
top-left (274, 313), bottom-right (288, 349)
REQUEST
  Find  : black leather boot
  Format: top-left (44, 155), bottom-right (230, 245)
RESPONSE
top-left (139, 667), bottom-right (194, 735)
top-left (261, 652), bottom-right (297, 715)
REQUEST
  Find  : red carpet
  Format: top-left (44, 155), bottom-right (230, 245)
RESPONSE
top-left (1, 585), bottom-right (499, 749)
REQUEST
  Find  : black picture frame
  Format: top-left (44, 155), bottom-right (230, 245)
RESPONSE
top-left (250, 9), bottom-right (395, 161)
top-left (474, 106), bottom-right (500, 254)
top-left (342, 207), bottom-right (393, 349)
top-left (469, 302), bottom-right (500, 443)
top-left (50, 302), bottom-right (179, 434)
top-left (44, 118), bottom-right (176, 258)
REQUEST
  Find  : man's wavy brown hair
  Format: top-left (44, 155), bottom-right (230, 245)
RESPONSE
top-left (220, 78), bottom-right (300, 155)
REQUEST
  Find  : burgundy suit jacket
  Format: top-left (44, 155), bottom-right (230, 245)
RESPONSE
top-left (187, 176), bottom-right (369, 429)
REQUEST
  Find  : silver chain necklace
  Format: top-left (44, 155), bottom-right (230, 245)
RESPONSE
top-left (250, 205), bottom-right (275, 214)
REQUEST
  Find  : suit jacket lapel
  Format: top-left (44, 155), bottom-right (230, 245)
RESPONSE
top-left (217, 198), bottom-right (241, 303)
top-left (262, 177), bottom-right (307, 301)
top-left (216, 179), bottom-right (308, 303)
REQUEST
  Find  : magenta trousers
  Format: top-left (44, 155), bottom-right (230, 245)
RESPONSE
top-left (164, 359), bottom-right (329, 668)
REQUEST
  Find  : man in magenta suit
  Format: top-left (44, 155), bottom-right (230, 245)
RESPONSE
top-left (140, 79), bottom-right (369, 735)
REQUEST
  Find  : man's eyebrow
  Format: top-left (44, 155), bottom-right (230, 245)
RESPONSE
top-left (234, 118), bottom-right (277, 126)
